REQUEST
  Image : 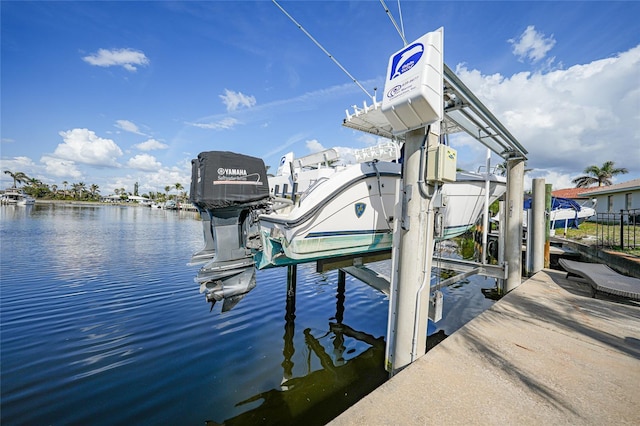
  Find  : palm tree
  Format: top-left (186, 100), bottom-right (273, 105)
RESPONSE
top-left (71, 182), bottom-right (87, 199)
top-left (89, 184), bottom-right (100, 200)
top-left (3, 170), bottom-right (29, 188)
top-left (175, 183), bottom-right (184, 205)
top-left (164, 185), bottom-right (172, 200)
top-left (24, 177), bottom-right (43, 197)
top-left (572, 161), bottom-right (628, 188)
top-left (62, 180), bottom-right (68, 198)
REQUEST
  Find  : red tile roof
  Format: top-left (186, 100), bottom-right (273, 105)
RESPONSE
top-left (551, 187), bottom-right (593, 199)
top-left (553, 179), bottom-right (640, 198)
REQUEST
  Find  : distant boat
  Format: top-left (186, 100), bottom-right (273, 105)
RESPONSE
top-left (0, 188), bottom-right (35, 206)
top-left (163, 200), bottom-right (177, 210)
top-left (523, 196), bottom-right (596, 229)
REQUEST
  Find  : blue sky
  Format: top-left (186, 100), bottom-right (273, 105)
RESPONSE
top-left (2, 1), bottom-right (639, 196)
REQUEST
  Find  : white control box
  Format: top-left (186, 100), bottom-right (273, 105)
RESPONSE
top-left (381, 28), bottom-right (444, 134)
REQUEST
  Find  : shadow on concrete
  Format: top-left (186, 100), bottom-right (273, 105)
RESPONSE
top-left (454, 269), bottom-right (640, 417)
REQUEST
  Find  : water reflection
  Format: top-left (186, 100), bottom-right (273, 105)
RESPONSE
top-left (0, 203), bottom-right (35, 218)
top-left (212, 271), bottom-right (387, 425)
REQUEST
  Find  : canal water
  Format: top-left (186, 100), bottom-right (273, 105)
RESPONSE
top-left (0, 203), bottom-right (496, 425)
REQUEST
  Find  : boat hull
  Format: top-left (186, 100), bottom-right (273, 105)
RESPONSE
top-left (256, 163), bottom-right (506, 269)
top-left (1, 189), bottom-right (35, 205)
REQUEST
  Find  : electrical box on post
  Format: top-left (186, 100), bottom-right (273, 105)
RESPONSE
top-left (426, 144), bottom-right (457, 182)
top-left (381, 27), bottom-right (444, 133)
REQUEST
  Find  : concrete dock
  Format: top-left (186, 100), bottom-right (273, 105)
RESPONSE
top-left (331, 269), bottom-right (640, 425)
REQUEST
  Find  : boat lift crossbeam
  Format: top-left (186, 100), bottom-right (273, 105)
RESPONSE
top-left (442, 65), bottom-right (527, 160)
top-left (314, 250), bottom-right (507, 291)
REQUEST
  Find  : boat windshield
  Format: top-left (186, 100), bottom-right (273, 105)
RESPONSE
top-left (297, 177), bottom-right (330, 206)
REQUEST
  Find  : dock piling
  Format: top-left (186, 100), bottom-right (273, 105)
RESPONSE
top-left (504, 158), bottom-right (525, 292)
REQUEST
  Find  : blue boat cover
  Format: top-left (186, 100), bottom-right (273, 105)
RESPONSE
top-left (523, 196), bottom-right (581, 211)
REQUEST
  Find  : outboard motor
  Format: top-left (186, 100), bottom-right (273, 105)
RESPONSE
top-left (188, 157), bottom-right (216, 265)
top-left (190, 151), bottom-right (271, 310)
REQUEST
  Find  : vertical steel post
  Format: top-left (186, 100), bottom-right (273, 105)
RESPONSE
top-left (387, 127), bottom-right (437, 374)
top-left (620, 209), bottom-right (625, 250)
top-left (282, 264), bottom-right (297, 387)
top-left (336, 269), bottom-right (346, 324)
top-left (481, 148), bottom-right (491, 264)
top-left (504, 158), bottom-right (524, 293)
top-left (545, 184), bottom-right (552, 268)
top-left (531, 178), bottom-right (546, 274)
top-left (497, 200), bottom-right (506, 293)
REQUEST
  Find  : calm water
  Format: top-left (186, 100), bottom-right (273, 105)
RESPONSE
top-left (1, 203), bottom-right (495, 425)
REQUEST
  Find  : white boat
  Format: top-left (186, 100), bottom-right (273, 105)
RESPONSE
top-left (188, 150), bottom-right (505, 306)
top-left (1, 188), bottom-right (35, 206)
top-left (256, 161), bottom-right (506, 269)
top-left (523, 196), bottom-right (596, 229)
top-left (269, 142), bottom-right (399, 200)
top-left (269, 148), bottom-right (345, 199)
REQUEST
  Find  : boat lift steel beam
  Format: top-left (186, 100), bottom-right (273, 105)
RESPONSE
top-left (316, 250), bottom-right (506, 277)
top-left (442, 64), bottom-right (527, 161)
top-left (314, 250), bottom-right (507, 292)
top-left (431, 256), bottom-right (508, 281)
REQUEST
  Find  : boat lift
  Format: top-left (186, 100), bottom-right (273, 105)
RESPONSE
top-left (338, 28), bottom-right (528, 373)
top-left (340, 60), bottom-right (528, 293)
top-left (275, 2), bottom-right (529, 375)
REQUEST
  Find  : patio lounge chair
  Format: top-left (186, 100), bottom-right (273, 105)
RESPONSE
top-left (558, 258), bottom-right (640, 301)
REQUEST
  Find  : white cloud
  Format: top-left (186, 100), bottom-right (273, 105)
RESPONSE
top-left (134, 139), bottom-right (169, 151)
top-left (508, 26), bottom-right (556, 63)
top-left (523, 170), bottom-right (575, 193)
top-left (54, 128), bottom-right (123, 167)
top-left (186, 80), bottom-right (369, 134)
top-left (187, 117), bottom-right (240, 130)
top-left (453, 44), bottom-right (640, 189)
top-left (0, 156), bottom-right (35, 186)
top-left (83, 48), bottom-right (149, 72)
top-left (2, 156), bottom-right (36, 169)
top-left (40, 155), bottom-right (83, 179)
top-left (126, 154), bottom-right (162, 171)
top-left (220, 89), bottom-right (256, 112)
top-left (115, 119), bottom-right (145, 135)
top-left (305, 139), bottom-right (325, 152)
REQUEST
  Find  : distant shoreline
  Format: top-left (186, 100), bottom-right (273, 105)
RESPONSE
top-left (34, 199), bottom-right (144, 207)
top-left (32, 199), bottom-right (198, 211)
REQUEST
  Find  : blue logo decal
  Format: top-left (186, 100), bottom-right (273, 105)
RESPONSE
top-left (389, 42), bottom-right (424, 80)
top-left (355, 202), bottom-right (366, 218)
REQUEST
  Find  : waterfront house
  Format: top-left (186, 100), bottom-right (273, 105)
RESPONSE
top-left (582, 178), bottom-right (640, 215)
